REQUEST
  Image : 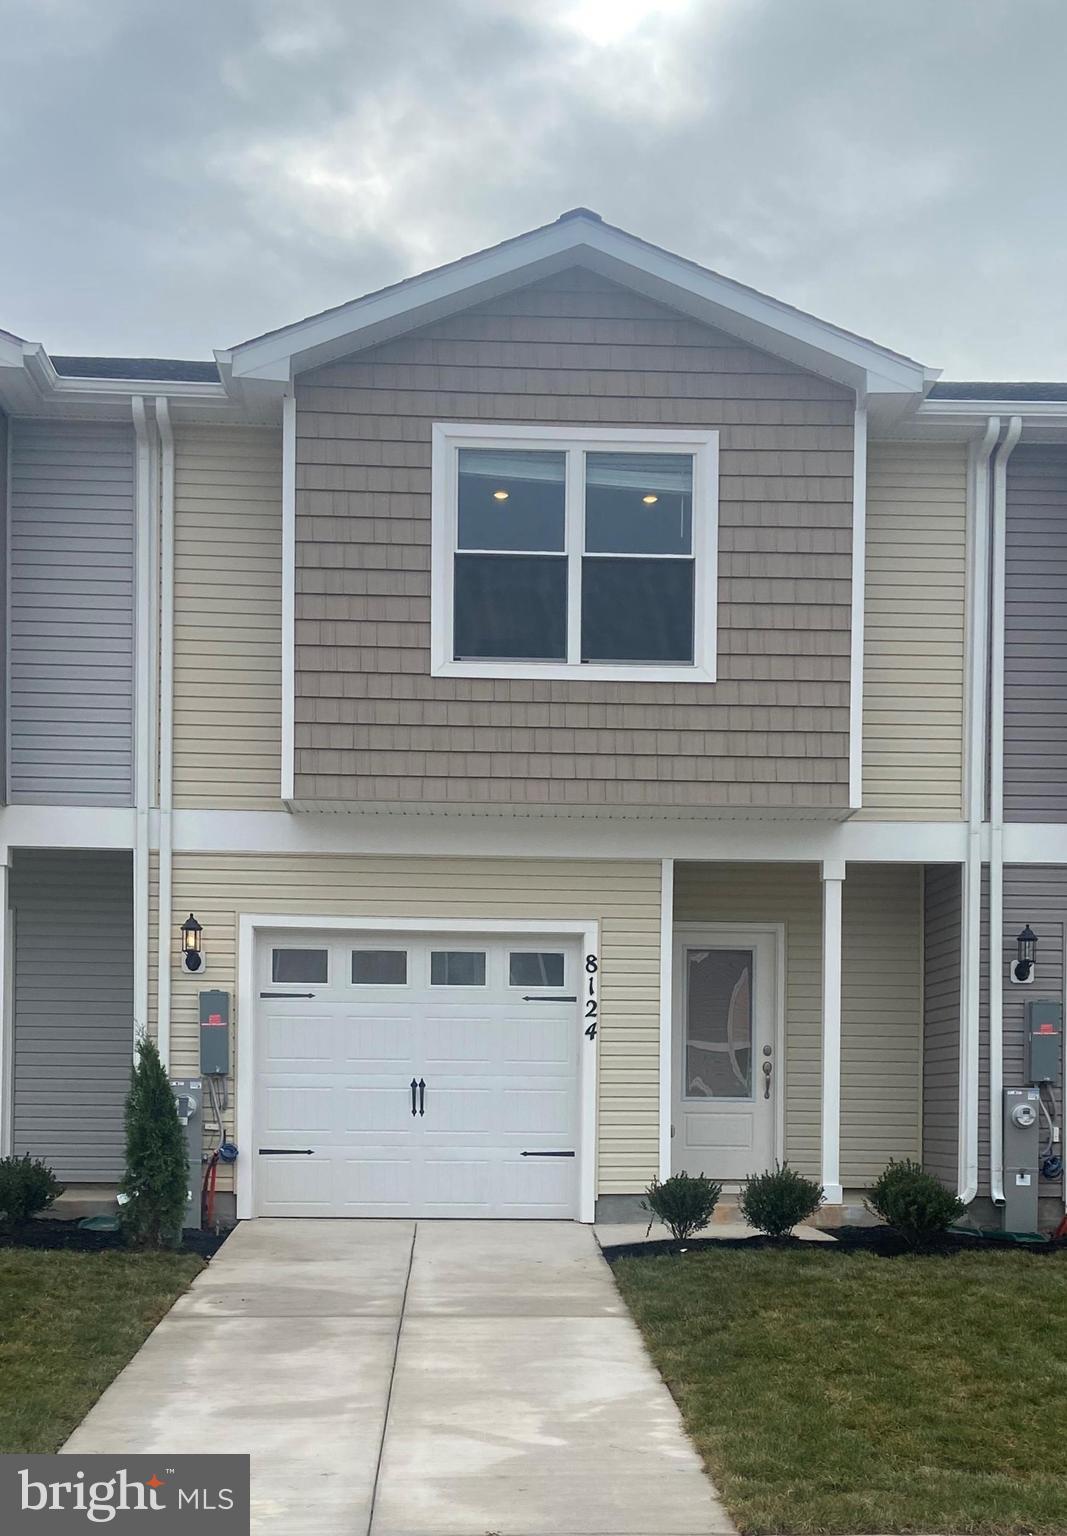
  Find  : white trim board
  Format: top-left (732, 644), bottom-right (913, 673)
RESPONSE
top-left (0, 803), bottom-right (989, 864)
top-left (280, 393), bottom-right (296, 803)
top-left (848, 398), bottom-right (867, 809)
top-left (235, 913), bottom-right (599, 1223)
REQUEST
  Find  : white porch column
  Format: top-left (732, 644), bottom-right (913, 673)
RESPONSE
top-left (0, 849), bottom-right (11, 1156)
top-left (658, 857), bottom-right (674, 1180)
top-left (820, 858), bottom-right (845, 1205)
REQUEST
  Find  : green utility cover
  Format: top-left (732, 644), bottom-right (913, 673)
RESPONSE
top-left (77, 1214), bottom-right (121, 1232)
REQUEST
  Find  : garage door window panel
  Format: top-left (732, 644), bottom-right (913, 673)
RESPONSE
top-left (509, 951), bottom-right (566, 988)
top-left (351, 949), bottom-right (408, 986)
top-left (430, 950), bottom-right (487, 987)
top-left (271, 948), bottom-right (329, 984)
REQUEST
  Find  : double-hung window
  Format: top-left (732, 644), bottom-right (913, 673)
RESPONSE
top-left (431, 424), bottom-right (718, 682)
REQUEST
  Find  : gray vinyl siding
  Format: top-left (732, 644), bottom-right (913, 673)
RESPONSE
top-left (8, 420), bottom-right (136, 804)
top-left (0, 408), bottom-right (8, 805)
top-left (1004, 446), bottom-right (1067, 821)
top-left (922, 864), bottom-right (961, 1188)
top-left (979, 866), bottom-right (1066, 1199)
top-left (10, 849), bottom-right (133, 1182)
top-left (294, 267), bottom-right (855, 811)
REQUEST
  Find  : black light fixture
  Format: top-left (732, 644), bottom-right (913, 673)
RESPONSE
top-left (1012, 924), bottom-right (1037, 984)
top-left (181, 912), bottom-right (204, 974)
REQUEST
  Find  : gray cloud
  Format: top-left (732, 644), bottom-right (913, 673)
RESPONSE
top-left (0, 0), bottom-right (1063, 377)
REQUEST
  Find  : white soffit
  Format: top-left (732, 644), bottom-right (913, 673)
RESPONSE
top-left (224, 211), bottom-right (935, 406)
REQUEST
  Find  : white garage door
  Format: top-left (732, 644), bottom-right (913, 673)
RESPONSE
top-left (253, 931), bottom-right (582, 1218)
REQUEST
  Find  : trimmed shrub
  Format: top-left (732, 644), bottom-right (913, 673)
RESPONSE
top-left (866, 1159), bottom-right (965, 1248)
top-left (740, 1162), bottom-right (825, 1238)
top-left (0, 1154), bottom-right (63, 1228)
top-left (642, 1171), bottom-right (723, 1242)
top-left (120, 1035), bottom-right (189, 1248)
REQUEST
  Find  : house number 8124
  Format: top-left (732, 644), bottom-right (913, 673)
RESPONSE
top-left (584, 955), bottom-right (598, 1039)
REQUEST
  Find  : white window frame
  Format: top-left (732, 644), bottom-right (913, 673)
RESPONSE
top-left (430, 422), bottom-right (719, 683)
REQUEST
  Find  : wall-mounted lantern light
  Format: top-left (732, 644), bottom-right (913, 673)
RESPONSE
top-left (1011, 924), bottom-right (1037, 985)
top-left (181, 912), bottom-right (204, 974)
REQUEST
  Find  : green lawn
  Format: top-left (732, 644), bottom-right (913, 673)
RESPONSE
top-left (612, 1245), bottom-right (1067, 1535)
top-left (0, 1249), bottom-right (204, 1453)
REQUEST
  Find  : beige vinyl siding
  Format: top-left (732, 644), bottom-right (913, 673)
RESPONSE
top-left (922, 863), bottom-right (961, 1188)
top-left (674, 861), bottom-right (922, 1185)
top-left (841, 865), bottom-right (923, 1181)
top-left (173, 426), bottom-right (282, 809)
top-left (861, 441), bottom-right (967, 818)
top-left (295, 267), bottom-right (855, 812)
top-left (161, 853), bottom-right (661, 1194)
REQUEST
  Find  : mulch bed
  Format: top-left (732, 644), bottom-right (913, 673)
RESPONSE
top-left (601, 1224), bottom-right (1067, 1262)
top-left (0, 1219), bottom-right (229, 1258)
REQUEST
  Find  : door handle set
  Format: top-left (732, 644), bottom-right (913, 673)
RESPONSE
top-left (409, 1078), bottom-right (426, 1117)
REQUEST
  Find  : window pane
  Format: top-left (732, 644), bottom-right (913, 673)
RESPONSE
top-left (509, 951), bottom-right (565, 987)
top-left (685, 948), bottom-right (753, 1099)
top-left (431, 951), bottom-right (487, 986)
top-left (351, 950), bottom-right (408, 986)
top-left (585, 452), bottom-right (693, 555)
top-left (458, 449), bottom-right (565, 552)
top-left (581, 557), bottom-right (694, 663)
top-left (272, 948), bottom-right (328, 984)
top-left (454, 553), bottom-right (566, 660)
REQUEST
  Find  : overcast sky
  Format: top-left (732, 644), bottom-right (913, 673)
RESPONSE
top-left (1, 0), bottom-right (1063, 378)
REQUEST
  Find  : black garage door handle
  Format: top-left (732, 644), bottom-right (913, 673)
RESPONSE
top-left (258, 1148), bottom-right (315, 1155)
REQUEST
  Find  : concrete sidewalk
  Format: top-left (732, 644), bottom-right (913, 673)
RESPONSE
top-left (64, 1220), bottom-right (733, 1535)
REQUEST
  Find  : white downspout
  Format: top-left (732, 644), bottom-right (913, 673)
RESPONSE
top-left (989, 414), bottom-right (1023, 1207)
top-left (958, 416), bottom-right (999, 1204)
top-left (155, 397), bottom-right (175, 1070)
top-left (131, 397), bottom-right (153, 1053)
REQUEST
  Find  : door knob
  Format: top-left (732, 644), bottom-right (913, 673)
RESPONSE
top-left (762, 1060), bottom-right (772, 1099)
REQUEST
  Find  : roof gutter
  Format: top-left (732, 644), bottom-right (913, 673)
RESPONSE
top-left (958, 416), bottom-right (1000, 1204)
top-left (988, 414), bottom-right (1023, 1206)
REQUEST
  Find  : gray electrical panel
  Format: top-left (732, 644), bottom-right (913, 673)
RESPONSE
top-left (170, 1077), bottom-right (203, 1230)
top-left (199, 989), bottom-right (230, 1077)
top-left (1025, 997), bottom-right (1062, 1084)
top-left (1003, 1087), bottom-right (1040, 1233)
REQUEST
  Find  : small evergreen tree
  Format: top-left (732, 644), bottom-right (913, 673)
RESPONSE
top-left (740, 1162), bottom-right (825, 1238)
top-left (120, 1034), bottom-right (188, 1247)
top-left (642, 1171), bottom-right (722, 1242)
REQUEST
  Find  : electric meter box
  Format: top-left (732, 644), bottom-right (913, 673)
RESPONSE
top-left (1003, 1086), bottom-right (1040, 1233)
top-left (169, 1077), bottom-right (202, 1229)
top-left (199, 989), bottom-right (231, 1077)
top-left (1025, 998), bottom-right (1062, 1084)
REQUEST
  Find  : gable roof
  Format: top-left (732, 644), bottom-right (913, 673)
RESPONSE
top-left (220, 208), bottom-right (937, 416)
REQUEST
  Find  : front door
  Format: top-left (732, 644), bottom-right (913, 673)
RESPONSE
top-left (672, 926), bottom-right (778, 1182)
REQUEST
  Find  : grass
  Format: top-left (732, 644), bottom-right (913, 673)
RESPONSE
top-left (612, 1245), bottom-right (1067, 1534)
top-left (0, 1248), bottom-right (204, 1453)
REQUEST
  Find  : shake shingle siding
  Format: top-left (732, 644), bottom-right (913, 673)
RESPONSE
top-left (293, 268), bottom-right (855, 809)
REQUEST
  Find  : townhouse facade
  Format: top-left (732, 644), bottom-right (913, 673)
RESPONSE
top-left (0, 209), bottom-right (1063, 1227)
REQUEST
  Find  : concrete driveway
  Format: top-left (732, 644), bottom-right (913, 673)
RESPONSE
top-left (65, 1220), bottom-right (732, 1535)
